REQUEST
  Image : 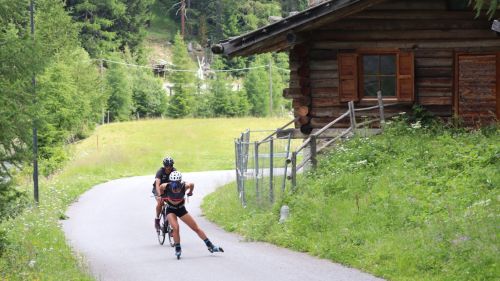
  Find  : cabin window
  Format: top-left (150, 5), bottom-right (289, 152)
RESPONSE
top-left (361, 55), bottom-right (397, 98)
top-left (338, 51), bottom-right (414, 103)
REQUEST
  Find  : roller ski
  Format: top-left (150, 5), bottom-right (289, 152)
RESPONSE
top-left (208, 245), bottom-right (224, 253)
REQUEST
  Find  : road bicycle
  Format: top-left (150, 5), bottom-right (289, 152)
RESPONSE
top-left (157, 199), bottom-right (175, 247)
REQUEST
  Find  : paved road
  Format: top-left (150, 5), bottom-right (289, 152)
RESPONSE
top-left (62, 170), bottom-right (384, 281)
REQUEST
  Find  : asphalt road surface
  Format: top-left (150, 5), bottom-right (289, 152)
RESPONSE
top-left (62, 170), bottom-right (384, 281)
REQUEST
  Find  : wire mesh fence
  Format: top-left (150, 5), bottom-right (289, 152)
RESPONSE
top-left (234, 129), bottom-right (302, 208)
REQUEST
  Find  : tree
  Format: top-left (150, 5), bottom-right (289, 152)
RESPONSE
top-left (66, 0), bottom-right (154, 56)
top-left (167, 32), bottom-right (196, 118)
top-left (209, 58), bottom-right (249, 117)
top-left (132, 70), bottom-right (168, 118)
top-left (244, 53), bottom-right (288, 117)
top-left (106, 54), bottom-right (133, 122)
top-left (0, 3), bottom-right (33, 227)
top-left (35, 0), bottom-right (103, 173)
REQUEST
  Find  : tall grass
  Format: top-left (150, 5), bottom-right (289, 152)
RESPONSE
top-left (0, 117), bottom-right (289, 280)
top-left (203, 120), bottom-right (500, 281)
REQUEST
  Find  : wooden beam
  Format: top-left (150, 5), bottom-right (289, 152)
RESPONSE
top-left (349, 10), bottom-right (482, 20)
top-left (312, 29), bottom-right (497, 41)
top-left (320, 19), bottom-right (490, 31)
top-left (314, 39), bottom-right (500, 49)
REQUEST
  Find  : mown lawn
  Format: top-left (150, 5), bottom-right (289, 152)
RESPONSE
top-left (203, 121), bottom-right (499, 281)
top-left (0, 117), bottom-right (289, 280)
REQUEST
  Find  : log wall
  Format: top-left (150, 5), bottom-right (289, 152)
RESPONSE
top-left (285, 0), bottom-right (499, 129)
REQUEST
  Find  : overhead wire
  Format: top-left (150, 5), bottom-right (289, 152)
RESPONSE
top-left (93, 58), bottom-right (289, 73)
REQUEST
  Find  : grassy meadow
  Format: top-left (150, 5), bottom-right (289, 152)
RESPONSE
top-left (203, 121), bottom-right (500, 281)
top-left (0, 117), bottom-right (289, 280)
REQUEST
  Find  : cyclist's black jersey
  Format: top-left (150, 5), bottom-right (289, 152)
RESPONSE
top-left (152, 167), bottom-right (176, 195)
top-left (165, 182), bottom-right (186, 204)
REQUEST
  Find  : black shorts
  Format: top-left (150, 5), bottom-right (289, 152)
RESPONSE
top-left (166, 205), bottom-right (188, 217)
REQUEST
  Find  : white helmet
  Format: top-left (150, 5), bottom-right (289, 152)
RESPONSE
top-left (169, 171), bottom-right (182, 182)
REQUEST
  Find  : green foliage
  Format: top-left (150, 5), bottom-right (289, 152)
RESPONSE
top-left (105, 53), bottom-right (133, 121)
top-left (132, 70), bottom-right (168, 118)
top-left (205, 58), bottom-right (249, 117)
top-left (244, 53), bottom-right (289, 117)
top-left (204, 120), bottom-right (500, 281)
top-left (281, 0), bottom-right (308, 17)
top-left (167, 32), bottom-right (196, 118)
top-left (470, 0), bottom-right (499, 19)
top-left (66, 0), bottom-right (154, 56)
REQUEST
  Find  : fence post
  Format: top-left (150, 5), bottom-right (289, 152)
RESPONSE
top-left (234, 140), bottom-right (240, 197)
top-left (254, 142), bottom-right (260, 201)
top-left (377, 90), bottom-right (385, 129)
top-left (269, 138), bottom-right (274, 203)
top-left (348, 101), bottom-right (356, 133)
top-left (310, 135), bottom-right (317, 169)
top-left (282, 132), bottom-right (292, 193)
top-left (291, 152), bottom-right (297, 190)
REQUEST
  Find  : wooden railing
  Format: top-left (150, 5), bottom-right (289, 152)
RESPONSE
top-left (287, 90), bottom-right (397, 189)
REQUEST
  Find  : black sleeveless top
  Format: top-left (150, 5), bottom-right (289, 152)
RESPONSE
top-left (165, 182), bottom-right (186, 204)
top-left (152, 167), bottom-right (176, 187)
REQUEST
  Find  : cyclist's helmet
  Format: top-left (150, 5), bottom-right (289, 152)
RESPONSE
top-left (162, 156), bottom-right (174, 167)
top-left (169, 171), bottom-right (182, 182)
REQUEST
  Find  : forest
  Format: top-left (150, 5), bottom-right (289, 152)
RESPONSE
top-left (0, 0), bottom-right (307, 239)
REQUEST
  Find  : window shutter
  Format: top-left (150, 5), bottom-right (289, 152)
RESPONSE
top-left (338, 53), bottom-right (359, 102)
top-left (397, 52), bottom-right (415, 102)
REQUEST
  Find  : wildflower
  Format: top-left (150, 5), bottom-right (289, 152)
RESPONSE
top-left (411, 121), bottom-right (422, 129)
top-left (356, 160), bottom-right (367, 165)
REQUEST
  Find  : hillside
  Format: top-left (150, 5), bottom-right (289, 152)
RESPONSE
top-left (203, 119), bottom-right (500, 281)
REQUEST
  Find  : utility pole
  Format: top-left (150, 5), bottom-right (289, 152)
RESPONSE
top-left (30, 0), bottom-right (39, 204)
top-left (269, 58), bottom-right (273, 117)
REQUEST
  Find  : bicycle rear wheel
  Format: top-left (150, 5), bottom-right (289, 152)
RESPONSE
top-left (157, 210), bottom-right (166, 245)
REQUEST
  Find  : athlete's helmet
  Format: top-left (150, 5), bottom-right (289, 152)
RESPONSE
top-left (162, 156), bottom-right (174, 167)
top-left (169, 171), bottom-right (182, 182)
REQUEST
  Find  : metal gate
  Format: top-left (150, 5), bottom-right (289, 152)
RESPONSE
top-left (234, 121), bottom-right (297, 207)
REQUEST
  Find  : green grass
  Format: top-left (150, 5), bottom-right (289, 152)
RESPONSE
top-left (0, 117), bottom-right (289, 280)
top-left (203, 121), bottom-right (500, 281)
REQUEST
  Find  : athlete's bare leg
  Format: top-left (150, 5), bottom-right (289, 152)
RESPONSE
top-left (167, 213), bottom-right (181, 243)
top-left (179, 213), bottom-right (208, 240)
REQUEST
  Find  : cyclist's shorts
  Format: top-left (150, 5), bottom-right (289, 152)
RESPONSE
top-left (166, 205), bottom-right (188, 217)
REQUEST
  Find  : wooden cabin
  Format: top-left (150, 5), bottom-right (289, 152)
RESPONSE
top-left (212, 0), bottom-right (500, 131)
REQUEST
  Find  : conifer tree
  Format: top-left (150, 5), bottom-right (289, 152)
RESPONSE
top-left (167, 32), bottom-right (196, 118)
top-left (106, 53), bottom-right (133, 121)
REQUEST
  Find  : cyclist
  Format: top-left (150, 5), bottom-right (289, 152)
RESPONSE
top-left (164, 170), bottom-right (223, 259)
top-left (153, 156), bottom-right (176, 230)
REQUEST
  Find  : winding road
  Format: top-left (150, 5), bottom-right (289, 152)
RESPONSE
top-left (62, 170), bottom-right (384, 281)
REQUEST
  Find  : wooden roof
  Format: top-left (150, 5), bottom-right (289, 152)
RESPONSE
top-left (211, 0), bottom-right (387, 57)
